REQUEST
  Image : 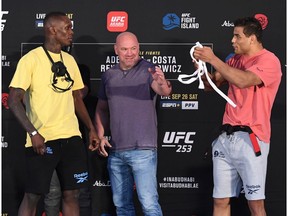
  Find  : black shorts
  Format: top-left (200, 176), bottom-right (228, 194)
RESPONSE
top-left (24, 136), bottom-right (89, 194)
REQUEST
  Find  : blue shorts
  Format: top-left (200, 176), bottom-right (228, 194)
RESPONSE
top-left (24, 136), bottom-right (89, 194)
top-left (212, 131), bottom-right (270, 200)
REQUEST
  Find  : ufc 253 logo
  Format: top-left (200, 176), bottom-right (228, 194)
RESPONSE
top-left (162, 131), bottom-right (196, 153)
top-left (1, 11), bottom-right (9, 31)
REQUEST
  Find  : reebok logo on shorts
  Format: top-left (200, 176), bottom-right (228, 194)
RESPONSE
top-left (246, 184), bottom-right (261, 194)
top-left (45, 147), bottom-right (53, 154)
top-left (74, 172), bottom-right (88, 183)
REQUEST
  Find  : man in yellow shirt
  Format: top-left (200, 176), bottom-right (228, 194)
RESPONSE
top-left (8, 11), bottom-right (99, 216)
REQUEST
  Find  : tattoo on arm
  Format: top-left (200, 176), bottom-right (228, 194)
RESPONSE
top-left (8, 88), bottom-right (36, 132)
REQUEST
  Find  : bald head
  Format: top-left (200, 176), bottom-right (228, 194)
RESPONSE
top-left (114, 32), bottom-right (140, 70)
top-left (115, 32), bottom-right (139, 46)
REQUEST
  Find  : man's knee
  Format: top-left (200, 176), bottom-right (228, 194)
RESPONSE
top-left (214, 197), bottom-right (230, 208)
top-left (62, 189), bottom-right (80, 202)
top-left (213, 198), bottom-right (231, 216)
top-left (25, 193), bottom-right (41, 201)
top-left (24, 193), bottom-right (42, 205)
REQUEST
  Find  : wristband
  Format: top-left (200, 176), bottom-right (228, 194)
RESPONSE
top-left (29, 130), bottom-right (38, 137)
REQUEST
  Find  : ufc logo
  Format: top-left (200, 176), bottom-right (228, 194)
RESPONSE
top-left (163, 132), bottom-right (196, 144)
top-left (107, 11), bottom-right (128, 32)
top-left (111, 16), bottom-right (125, 22)
top-left (1, 11), bottom-right (9, 31)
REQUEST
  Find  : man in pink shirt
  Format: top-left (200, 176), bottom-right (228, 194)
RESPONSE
top-left (193, 17), bottom-right (282, 216)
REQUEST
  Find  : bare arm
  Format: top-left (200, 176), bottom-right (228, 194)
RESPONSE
top-left (194, 46), bottom-right (262, 88)
top-left (94, 99), bottom-right (112, 156)
top-left (8, 87), bottom-right (45, 154)
top-left (73, 89), bottom-right (100, 150)
top-left (79, 85), bottom-right (89, 99)
top-left (201, 71), bottom-right (227, 91)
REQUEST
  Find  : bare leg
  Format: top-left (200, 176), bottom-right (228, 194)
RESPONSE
top-left (248, 200), bottom-right (266, 216)
top-left (18, 193), bottom-right (41, 216)
top-left (213, 198), bottom-right (231, 216)
top-left (62, 189), bottom-right (80, 216)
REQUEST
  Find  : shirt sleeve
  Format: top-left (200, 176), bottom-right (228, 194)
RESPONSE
top-left (247, 52), bottom-right (282, 87)
top-left (9, 54), bottom-right (34, 91)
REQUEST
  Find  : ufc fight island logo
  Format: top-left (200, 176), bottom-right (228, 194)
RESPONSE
top-left (107, 11), bottom-right (128, 32)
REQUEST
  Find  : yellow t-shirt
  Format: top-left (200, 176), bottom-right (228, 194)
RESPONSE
top-left (9, 46), bottom-right (84, 147)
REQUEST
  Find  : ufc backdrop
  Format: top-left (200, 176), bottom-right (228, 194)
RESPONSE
top-left (1, 0), bottom-right (286, 215)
